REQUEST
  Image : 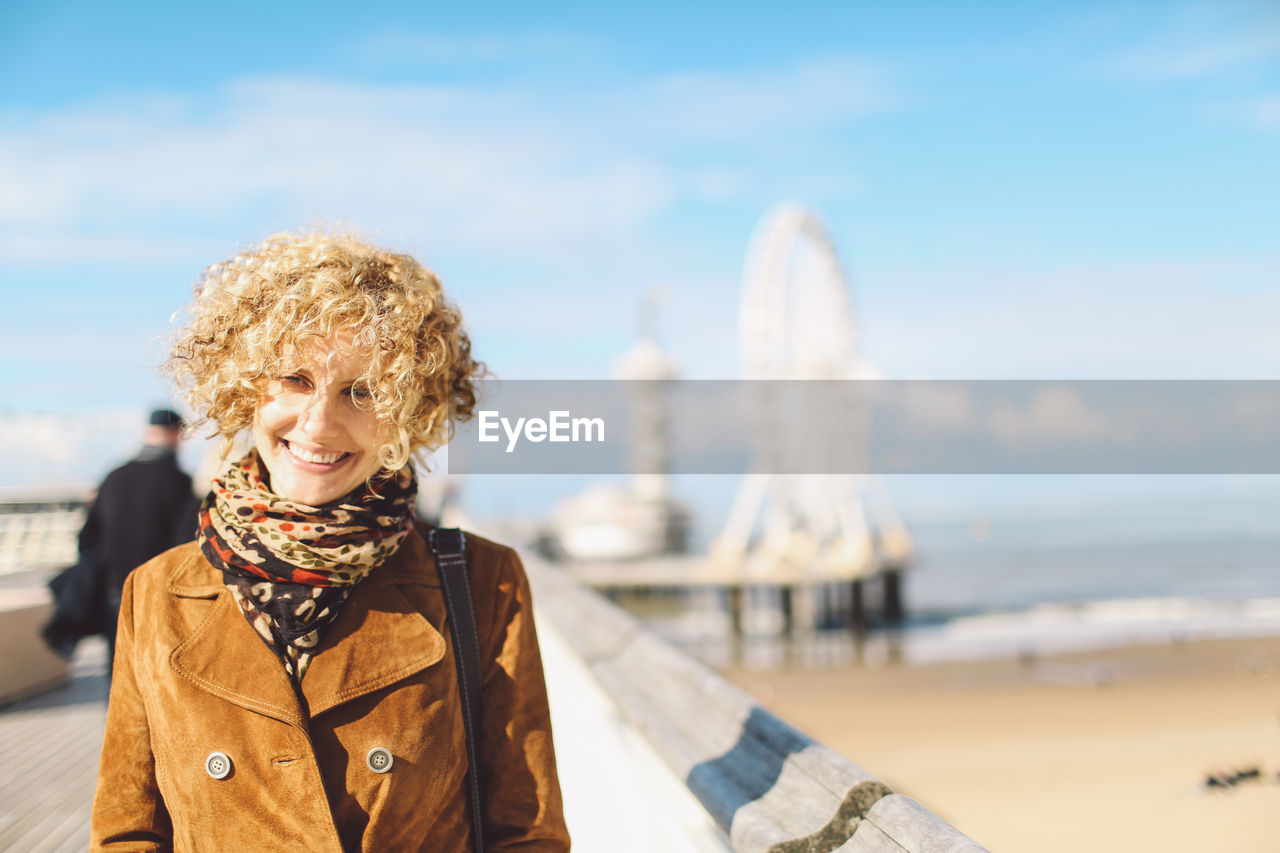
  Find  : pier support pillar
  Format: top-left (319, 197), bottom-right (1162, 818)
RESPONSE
top-left (882, 567), bottom-right (905, 626)
top-left (727, 585), bottom-right (744, 642)
top-left (850, 579), bottom-right (866, 639)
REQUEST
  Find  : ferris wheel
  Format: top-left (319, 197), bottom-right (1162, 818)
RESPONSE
top-left (715, 204), bottom-right (880, 576)
top-left (739, 203), bottom-right (860, 381)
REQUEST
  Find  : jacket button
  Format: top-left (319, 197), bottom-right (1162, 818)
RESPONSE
top-left (205, 751), bottom-right (232, 780)
top-left (366, 747), bottom-right (394, 774)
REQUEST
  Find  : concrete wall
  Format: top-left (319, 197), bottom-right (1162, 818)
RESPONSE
top-left (0, 590), bottom-right (70, 705)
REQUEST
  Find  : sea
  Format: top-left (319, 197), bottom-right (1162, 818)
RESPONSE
top-left (548, 475), bottom-right (1280, 668)
top-left (894, 516), bottom-right (1280, 664)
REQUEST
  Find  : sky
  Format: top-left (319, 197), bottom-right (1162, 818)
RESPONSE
top-left (1, 0), bottom-right (1278, 521)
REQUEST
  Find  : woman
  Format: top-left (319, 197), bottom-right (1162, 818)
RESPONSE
top-left (90, 233), bottom-right (570, 851)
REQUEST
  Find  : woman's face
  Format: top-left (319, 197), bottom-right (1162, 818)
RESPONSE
top-left (252, 333), bottom-right (385, 506)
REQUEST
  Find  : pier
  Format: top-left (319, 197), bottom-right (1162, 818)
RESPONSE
top-left (565, 552), bottom-right (909, 661)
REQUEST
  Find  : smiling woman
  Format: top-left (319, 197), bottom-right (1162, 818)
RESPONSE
top-left (88, 232), bottom-right (570, 852)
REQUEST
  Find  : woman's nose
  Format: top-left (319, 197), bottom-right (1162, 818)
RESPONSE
top-left (299, 392), bottom-right (340, 436)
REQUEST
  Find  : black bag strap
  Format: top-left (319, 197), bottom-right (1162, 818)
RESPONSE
top-left (428, 527), bottom-right (486, 853)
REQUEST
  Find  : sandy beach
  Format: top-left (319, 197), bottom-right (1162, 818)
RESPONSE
top-left (726, 636), bottom-right (1280, 853)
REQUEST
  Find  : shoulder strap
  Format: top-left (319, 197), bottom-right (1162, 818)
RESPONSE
top-left (428, 527), bottom-right (486, 853)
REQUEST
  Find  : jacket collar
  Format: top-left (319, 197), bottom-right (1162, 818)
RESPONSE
top-left (134, 443), bottom-right (177, 463)
top-left (168, 528), bottom-right (447, 727)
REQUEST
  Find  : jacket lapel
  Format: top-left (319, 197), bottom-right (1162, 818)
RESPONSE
top-left (167, 553), bottom-right (306, 727)
top-left (301, 528), bottom-right (447, 717)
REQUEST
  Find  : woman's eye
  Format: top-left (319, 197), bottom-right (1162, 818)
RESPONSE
top-left (280, 374), bottom-right (310, 389)
top-left (348, 385), bottom-right (373, 402)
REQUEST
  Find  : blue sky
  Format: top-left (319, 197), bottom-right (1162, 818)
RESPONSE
top-left (2, 1), bottom-right (1278, 517)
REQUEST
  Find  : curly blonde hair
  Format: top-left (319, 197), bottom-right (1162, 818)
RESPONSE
top-left (168, 231), bottom-right (481, 471)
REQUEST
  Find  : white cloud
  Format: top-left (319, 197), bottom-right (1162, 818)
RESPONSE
top-left (629, 57), bottom-right (892, 140)
top-left (0, 407), bottom-right (144, 489)
top-left (862, 257), bottom-right (1280, 379)
top-left (1247, 94), bottom-right (1280, 128)
top-left (1110, 30), bottom-right (1280, 82)
top-left (0, 57), bottom-right (891, 265)
top-left (0, 232), bottom-right (221, 265)
top-left (0, 77), bottom-right (674, 258)
top-left (1101, 6), bottom-right (1280, 82)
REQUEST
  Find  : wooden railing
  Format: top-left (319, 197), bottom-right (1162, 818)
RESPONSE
top-left (0, 496), bottom-right (87, 575)
top-left (526, 556), bottom-right (990, 853)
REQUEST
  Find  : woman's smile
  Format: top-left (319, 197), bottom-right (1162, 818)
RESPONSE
top-left (281, 439), bottom-right (352, 467)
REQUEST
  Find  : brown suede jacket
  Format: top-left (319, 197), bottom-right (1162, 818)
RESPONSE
top-left (90, 525), bottom-right (570, 852)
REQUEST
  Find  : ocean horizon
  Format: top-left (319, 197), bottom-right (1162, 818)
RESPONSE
top-left (601, 489), bottom-right (1280, 668)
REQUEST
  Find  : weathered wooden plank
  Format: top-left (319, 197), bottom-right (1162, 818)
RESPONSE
top-left (0, 709), bottom-right (101, 848)
top-left (51, 817), bottom-right (92, 853)
top-left (862, 795), bottom-right (988, 853)
top-left (535, 567), bottom-right (646, 663)
top-left (0, 703), bottom-right (102, 811)
top-left (36, 796), bottom-right (94, 853)
top-left (7, 756), bottom-right (100, 852)
top-left (0, 638), bottom-right (106, 853)
top-left (838, 817), bottom-right (910, 853)
top-left (729, 764), bottom-right (889, 852)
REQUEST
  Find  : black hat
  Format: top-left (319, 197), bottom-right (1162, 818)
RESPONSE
top-left (149, 409), bottom-right (184, 428)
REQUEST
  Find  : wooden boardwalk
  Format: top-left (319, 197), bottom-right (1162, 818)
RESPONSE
top-left (0, 628), bottom-right (723, 853)
top-left (0, 637), bottom-right (108, 852)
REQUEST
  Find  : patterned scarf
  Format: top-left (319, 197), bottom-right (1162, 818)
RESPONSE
top-left (197, 448), bottom-right (417, 681)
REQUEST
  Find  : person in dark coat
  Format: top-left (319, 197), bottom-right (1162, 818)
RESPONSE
top-left (77, 408), bottom-right (198, 663)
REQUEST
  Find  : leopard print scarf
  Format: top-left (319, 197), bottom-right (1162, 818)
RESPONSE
top-left (197, 448), bottom-right (417, 681)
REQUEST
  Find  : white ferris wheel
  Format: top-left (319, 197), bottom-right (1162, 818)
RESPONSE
top-left (715, 203), bottom-right (900, 577)
top-left (739, 203), bottom-right (860, 382)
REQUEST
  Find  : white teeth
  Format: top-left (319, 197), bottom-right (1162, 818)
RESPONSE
top-left (288, 444), bottom-right (346, 464)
